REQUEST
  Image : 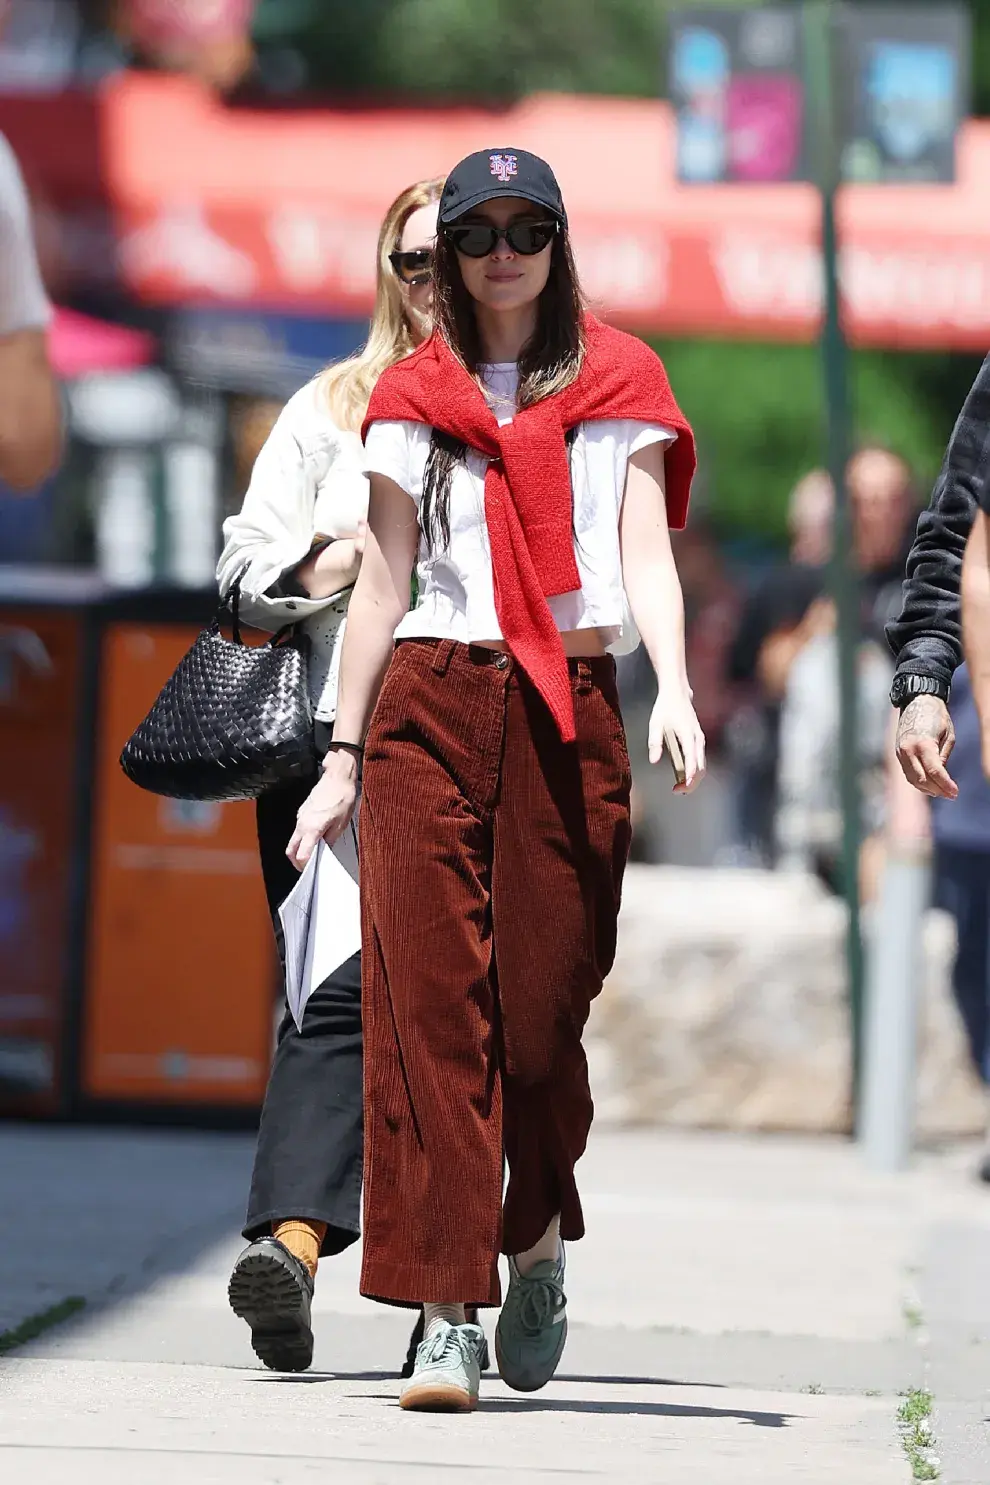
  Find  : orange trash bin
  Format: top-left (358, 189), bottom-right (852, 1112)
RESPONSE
top-left (0, 572), bottom-right (276, 1121)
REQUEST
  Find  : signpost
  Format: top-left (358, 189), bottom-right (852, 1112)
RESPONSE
top-left (669, 2), bottom-right (969, 1113)
top-left (802, 0), bottom-right (863, 1092)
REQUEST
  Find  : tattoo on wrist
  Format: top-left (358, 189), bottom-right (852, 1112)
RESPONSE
top-left (897, 695), bottom-right (946, 738)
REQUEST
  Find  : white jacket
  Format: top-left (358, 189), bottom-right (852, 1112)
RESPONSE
top-left (216, 379), bottom-right (369, 721)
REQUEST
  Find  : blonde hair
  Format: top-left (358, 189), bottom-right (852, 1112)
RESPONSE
top-left (319, 177), bottom-right (445, 432)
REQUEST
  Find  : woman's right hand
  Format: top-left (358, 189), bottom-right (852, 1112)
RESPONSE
top-left (286, 751), bottom-right (359, 870)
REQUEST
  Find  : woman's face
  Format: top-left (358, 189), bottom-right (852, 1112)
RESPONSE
top-left (397, 203), bottom-right (439, 333)
top-left (453, 196), bottom-right (554, 314)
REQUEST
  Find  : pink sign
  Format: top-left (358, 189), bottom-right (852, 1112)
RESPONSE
top-left (726, 75), bottom-right (803, 182)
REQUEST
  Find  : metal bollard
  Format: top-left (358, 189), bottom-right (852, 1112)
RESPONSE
top-left (858, 843), bottom-right (931, 1172)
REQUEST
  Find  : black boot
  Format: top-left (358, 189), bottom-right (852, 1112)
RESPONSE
top-left (228, 1237), bottom-right (315, 1372)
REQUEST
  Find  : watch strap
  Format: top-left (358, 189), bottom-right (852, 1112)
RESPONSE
top-left (890, 672), bottom-right (950, 710)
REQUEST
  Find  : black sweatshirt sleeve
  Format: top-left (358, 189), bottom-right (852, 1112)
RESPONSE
top-left (885, 353), bottom-right (990, 690)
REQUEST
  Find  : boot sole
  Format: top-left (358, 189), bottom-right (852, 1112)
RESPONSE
top-left (494, 1316), bottom-right (568, 1393)
top-left (400, 1382), bottom-right (476, 1412)
top-left (228, 1250), bottom-right (313, 1372)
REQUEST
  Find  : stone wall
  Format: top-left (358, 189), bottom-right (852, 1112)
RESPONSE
top-left (587, 865), bottom-right (986, 1136)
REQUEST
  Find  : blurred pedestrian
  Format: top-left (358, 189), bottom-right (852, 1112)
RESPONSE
top-left (775, 594), bottom-right (893, 893)
top-left (0, 130), bottom-right (61, 490)
top-left (727, 469), bottom-right (835, 864)
top-left (618, 516), bottom-right (741, 865)
top-left (730, 449), bottom-right (916, 872)
top-left (217, 178), bottom-right (447, 1375)
top-left (771, 448), bottom-right (916, 891)
top-left (889, 355), bottom-right (990, 797)
top-left (290, 148), bottom-right (702, 1412)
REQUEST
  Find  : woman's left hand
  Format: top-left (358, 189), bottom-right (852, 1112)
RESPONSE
top-left (648, 687), bottom-right (707, 794)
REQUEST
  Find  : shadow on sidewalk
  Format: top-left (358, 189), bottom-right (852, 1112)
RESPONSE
top-left (0, 1123), bottom-right (255, 1342)
top-left (360, 1391), bottom-right (792, 1425)
top-left (474, 1400), bottom-right (791, 1426)
top-left (258, 1370), bottom-right (729, 1390)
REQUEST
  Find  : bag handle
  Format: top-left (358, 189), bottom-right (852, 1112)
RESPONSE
top-left (212, 579), bottom-right (245, 644)
top-left (229, 582), bottom-right (243, 644)
top-left (214, 578), bottom-right (304, 650)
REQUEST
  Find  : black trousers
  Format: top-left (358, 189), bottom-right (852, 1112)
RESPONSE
top-left (934, 842), bottom-right (990, 1085)
top-left (243, 772), bottom-right (363, 1257)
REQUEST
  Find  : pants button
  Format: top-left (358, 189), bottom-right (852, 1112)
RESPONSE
top-left (494, 653), bottom-right (509, 670)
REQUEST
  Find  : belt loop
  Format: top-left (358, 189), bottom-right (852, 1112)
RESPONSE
top-left (576, 657), bottom-right (592, 693)
top-left (431, 638), bottom-right (456, 676)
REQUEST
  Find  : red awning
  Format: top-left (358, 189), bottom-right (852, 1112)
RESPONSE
top-left (47, 307), bottom-right (155, 379)
top-left (8, 73), bottom-right (990, 349)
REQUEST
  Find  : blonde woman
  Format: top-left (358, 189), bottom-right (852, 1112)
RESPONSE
top-left (218, 178), bottom-right (447, 1375)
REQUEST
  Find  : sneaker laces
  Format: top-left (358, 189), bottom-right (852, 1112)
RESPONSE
top-left (508, 1269), bottom-right (566, 1335)
top-left (418, 1322), bottom-right (482, 1368)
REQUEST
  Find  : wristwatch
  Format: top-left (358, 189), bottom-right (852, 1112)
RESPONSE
top-left (889, 672), bottom-right (950, 710)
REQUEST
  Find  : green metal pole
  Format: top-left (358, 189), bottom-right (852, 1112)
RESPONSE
top-left (803, 0), bottom-right (864, 1102)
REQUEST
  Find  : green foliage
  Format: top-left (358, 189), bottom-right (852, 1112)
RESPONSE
top-left (652, 337), bottom-right (951, 542)
top-left (897, 1389), bottom-right (939, 1481)
top-left (252, 0), bottom-right (752, 99)
top-left (0, 1297), bottom-right (85, 1356)
top-left (376, 0), bottom-right (661, 99)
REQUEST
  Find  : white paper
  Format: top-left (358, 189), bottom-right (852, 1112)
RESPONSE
top-left (278, 819), bottom-right (361, 1031)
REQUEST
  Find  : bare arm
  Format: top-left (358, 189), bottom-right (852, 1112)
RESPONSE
top-left (963, 510), bottom-right (990, 777)
top-left (0, 136), bottom-right (61, 490)
top-left (332, 476), bottom-right (419, 742)
top-left (620, 438), bottom-right (705, 791)
top-left (286, 474), bottom-right (418, 867)
top-left (0, 327), bottom-right (61, 489)
top-left (294, 534), bottom-right (364, 600)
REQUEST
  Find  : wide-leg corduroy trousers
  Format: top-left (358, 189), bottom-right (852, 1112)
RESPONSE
top-left (358, 638), bottom-right (632, 1308)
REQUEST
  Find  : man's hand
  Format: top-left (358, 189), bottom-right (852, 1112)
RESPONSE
top-left (895, 695), bottom-right (958, 799)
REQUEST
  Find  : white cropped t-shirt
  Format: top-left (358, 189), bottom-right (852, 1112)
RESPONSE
top-left (363, 363), bottom-right (675, 656)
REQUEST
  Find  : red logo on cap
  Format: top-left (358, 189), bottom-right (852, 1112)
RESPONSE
top-left (489, 154), bottom-right (518, 184)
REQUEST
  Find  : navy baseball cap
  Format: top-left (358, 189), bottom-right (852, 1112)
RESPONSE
top-left (439, 148), bottom-right (567, 227)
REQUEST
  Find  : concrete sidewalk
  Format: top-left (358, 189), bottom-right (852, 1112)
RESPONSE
top-left (1, 1123), bottom-right (988, 1482)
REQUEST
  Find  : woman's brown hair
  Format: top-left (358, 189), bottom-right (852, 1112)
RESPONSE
top-left (422, 218), bottom-right (586, 549)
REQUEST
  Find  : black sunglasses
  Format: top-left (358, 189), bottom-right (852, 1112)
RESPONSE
top-left (389, 248), bottom-right (433, 285)
top-left (445, 220), bottom-right (559, 258)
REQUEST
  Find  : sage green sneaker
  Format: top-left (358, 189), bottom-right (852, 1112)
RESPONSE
top-left (495, 1251), bottom-right (567, 1392)
top-left (399, 1321), bottom-right (485, 1412)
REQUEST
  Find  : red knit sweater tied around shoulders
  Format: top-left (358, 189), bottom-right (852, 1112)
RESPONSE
top-left (363, 314), bottom-right (696, 742)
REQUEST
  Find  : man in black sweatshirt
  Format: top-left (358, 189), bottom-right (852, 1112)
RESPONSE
top-left (887, 355), bottom-right (990, 798)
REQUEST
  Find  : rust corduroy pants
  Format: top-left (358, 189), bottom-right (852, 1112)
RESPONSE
top-left (358, 638), bottom-right (632, 1307)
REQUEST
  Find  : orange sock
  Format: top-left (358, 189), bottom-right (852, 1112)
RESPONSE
top-left (273, 1219), bottom-right (327, 1279)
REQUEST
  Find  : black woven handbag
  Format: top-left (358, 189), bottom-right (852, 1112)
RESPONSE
top-left (120, 584), bottom-right (317, 802)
